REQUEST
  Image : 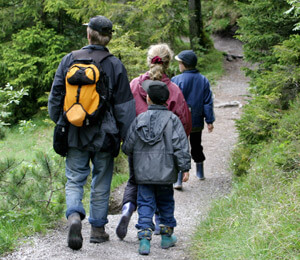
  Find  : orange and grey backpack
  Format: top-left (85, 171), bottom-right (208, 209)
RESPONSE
top-left (63, 49), bottom-right (112, 127)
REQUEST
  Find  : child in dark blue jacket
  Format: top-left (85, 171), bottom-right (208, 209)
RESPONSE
top-left (122, 80), bottom-right (191, 255)
top-left (171, 50), bottom-right (215, 187)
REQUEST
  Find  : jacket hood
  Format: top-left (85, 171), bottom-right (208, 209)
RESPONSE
top-left (135, 105), bottom-right (172, 145)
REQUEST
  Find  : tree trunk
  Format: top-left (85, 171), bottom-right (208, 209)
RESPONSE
top-left (188, 0), bottom-right (205, 49)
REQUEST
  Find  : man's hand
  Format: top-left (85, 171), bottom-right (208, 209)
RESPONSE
top-left (182, 172), bottom-right (189, 182)
top-left (207, 123), bottom-right (214, 133)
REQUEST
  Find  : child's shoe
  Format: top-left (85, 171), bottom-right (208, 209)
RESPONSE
top-left (160, 225), bottom-right (177, 249)
top-left (173, 171), bottom-right (183, 190)
top-left (138, 228), bottom-right (152, 255)
top-left (116, 202), bottom-right (135, 239)
top-left (161, 234), bottom-right (177, 249)
top-left (196, 162), bottom-right (205, 180)
top-left (139, 238), bottom-right (150, 255)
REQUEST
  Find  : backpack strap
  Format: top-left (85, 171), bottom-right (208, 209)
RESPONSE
top-left (71, 48), bottom-right (112, 64)
top-left (71, 48), bottom-right (114, 102)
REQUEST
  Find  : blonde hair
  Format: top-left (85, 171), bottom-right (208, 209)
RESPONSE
top-left (87, 27), bottom-right (112, 46)
top-left (147, 43), bottom-right (174, 80)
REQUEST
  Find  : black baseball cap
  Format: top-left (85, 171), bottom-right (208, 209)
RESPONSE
top-left (175, 50), bottom-right (198, 67)
top-left (142, 80), bottom-right (169, 105)
top-left (83, 15), bottom-right (114, 35)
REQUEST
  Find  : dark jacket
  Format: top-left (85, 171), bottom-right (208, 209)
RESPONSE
top-left (122, 105), bottom-right (191, 184)
top-left (171, 69), bottom-right (215, 129)
top-left (48, 45), bottom-right (136, 156)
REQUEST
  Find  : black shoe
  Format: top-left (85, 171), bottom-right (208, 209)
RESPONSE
top-left (90, 226), bottom-right (109, 243)
top-left (67, 213), bottom-right (83, 250)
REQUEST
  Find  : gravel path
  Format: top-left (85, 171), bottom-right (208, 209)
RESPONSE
top-left (2, 36), bottom-right (249, 260)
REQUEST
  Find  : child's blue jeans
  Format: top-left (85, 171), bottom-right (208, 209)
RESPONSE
top-left (136, 184), bottom-right (176, 230)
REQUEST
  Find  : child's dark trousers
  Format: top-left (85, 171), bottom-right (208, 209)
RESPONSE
top-left (136, 184), bottom-right (176, 230)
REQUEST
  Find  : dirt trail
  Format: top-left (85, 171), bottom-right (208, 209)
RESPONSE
top-left (2, 36), bottom-right (249, 260)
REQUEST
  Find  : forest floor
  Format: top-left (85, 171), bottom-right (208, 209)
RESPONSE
top-left (2, 35), bottom-right (250, 260)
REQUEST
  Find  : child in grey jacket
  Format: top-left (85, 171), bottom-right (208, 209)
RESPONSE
top-left (122, 80), bottom-right (191, 255)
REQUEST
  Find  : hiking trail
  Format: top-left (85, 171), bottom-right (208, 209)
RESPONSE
top-left (2, 35), bottom-right (250, 260)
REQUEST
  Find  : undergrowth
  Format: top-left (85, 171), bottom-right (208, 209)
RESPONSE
top-left (0, 115), bottom-right (129, 256)
top-left (191, 98), bottom-right (300, 259)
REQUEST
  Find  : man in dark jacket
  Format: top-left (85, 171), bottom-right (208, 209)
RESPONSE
top-left (48, 15), bottom-right (135, 250)
top-left (122, 80), bottom-right (191, 255)
top-left (171, 50), bottom-right (215, 187)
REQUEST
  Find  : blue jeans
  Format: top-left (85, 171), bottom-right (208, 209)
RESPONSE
top-left (65, 148), bottom-right (114, 227)
top-left (136, 184), bottom-right (176, 230)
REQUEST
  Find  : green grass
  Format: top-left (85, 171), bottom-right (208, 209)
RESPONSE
top-left (191, 173), bottom-right (299, 259)
top-left (0, 212), bottom-right (54, 254)
top-left (0, 118), bottom-right (54, 161)
top-left (190, 100), bottom-right (300, 259)
top-left (0, 114), bottom-right (129, 256)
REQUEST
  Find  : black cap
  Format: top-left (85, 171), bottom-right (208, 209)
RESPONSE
top-left (142, 80), bottom-right (169, 105)
top-left (175, 50), bottom-right (197, 67)
top-left (84, 15), bottom-right (114, 35)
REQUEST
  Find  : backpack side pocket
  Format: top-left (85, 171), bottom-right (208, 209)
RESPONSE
top-left (53, 120), bottom-right (69, 157)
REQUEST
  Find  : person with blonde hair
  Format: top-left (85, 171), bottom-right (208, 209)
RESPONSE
top-left (116, 43), bottom-right (192, 240)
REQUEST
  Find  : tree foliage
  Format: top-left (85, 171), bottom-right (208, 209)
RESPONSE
top-left (202, 0), bottom-right (240, 35)
top-left (1, 24), bottom-right (69, 122)
top-left (111, 0), bottom-right (189, 49)
top-left (0, 0), bottom-right (209, 125)
top-left (232, 0), bottom-right (300, 176)
top-left (235, 35), bottom-right (300, 163)
top-left (285, 0), bottom-right (300, 30)
top-left (0, 153), bottom-right (65, 215)
top-left (236, 0), bottom-right (298, 66)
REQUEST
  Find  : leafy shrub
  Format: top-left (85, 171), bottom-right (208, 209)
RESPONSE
top-left (232, 35), bottom-right (300, 177)
top-left (235, 94), bottom-right (282, 145)
top-left (0, 83), bottom-right (29, 138)
top-left (18, 120), bottom-right (36, 135)
top-left (231, 143), bottom-right (252, 177)
top-left (236, 0), bottom-right (298, 66)
top-left (203, 0), bottom-right (240, 34)
top-left (0, 153), bottom-right (65, 216)
top-left (1, 24), bottom-right (69, 123)
top-left (108, 28), bottom-right (147, 80)
top-left (0, 153), bottom-right (65, 254)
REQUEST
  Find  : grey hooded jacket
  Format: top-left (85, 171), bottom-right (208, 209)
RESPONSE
top-left (122, 105), bottom-right (191, 184)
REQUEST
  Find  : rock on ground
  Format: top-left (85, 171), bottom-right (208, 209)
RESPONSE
top-left (1, 36), bottom-right (250, 260)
